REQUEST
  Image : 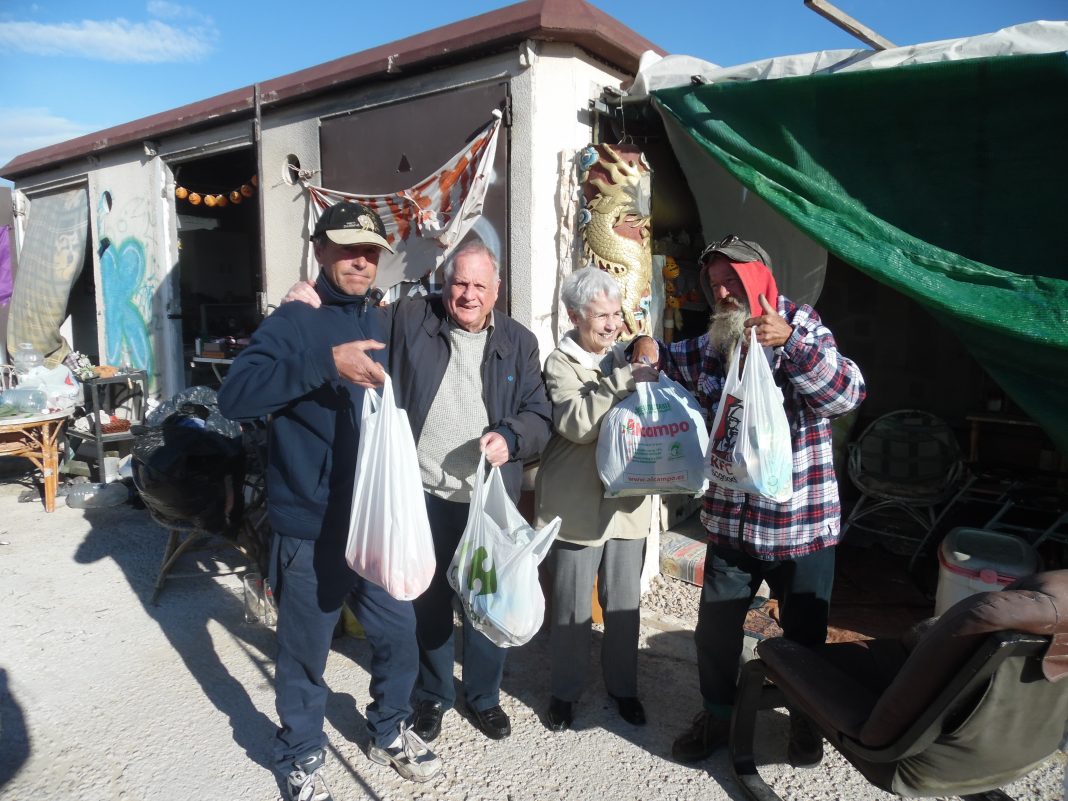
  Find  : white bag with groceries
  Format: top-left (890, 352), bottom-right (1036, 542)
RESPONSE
top-left (346, 372), bottom-right (436, 601)
top-left (705, 328), bottom-right (794, 502)
top-left (448, 454), bottom-right (560, 648)
top-left (596, 373), bottom-right (709, 497)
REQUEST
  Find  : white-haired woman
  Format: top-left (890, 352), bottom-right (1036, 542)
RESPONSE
top-left (535, 267), bottom-right (657, 732)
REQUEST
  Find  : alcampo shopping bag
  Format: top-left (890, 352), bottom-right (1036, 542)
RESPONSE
top-left (596, 373), bottom-right (709, 497)
top-left (705, 328), bottom-right (794, 502)
top-left (448, 455), bottom-right (560, 647)
top-left (346, 372), bottom-right (436, 600)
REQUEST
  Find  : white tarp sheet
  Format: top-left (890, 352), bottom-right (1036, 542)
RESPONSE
top-left (626, 20), bottom-right (1068, 98)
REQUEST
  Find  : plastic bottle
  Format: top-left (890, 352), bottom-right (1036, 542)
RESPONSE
top-left (13, 343), bottom-right (43, 376)
top-left (65, 482), bottom-right (132, 509)
top-left (0, 388), bottom-right (48, 414)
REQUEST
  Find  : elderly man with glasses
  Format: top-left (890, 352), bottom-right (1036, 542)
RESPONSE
top-left (631, 235), bottom-right (866, 767)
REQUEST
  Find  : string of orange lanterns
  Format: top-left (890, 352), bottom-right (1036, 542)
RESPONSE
top-left (174, 174), bottom-right (259, 208)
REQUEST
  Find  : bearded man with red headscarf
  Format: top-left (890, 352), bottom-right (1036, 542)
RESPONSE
top-left (632, 235), bottom-right (866, 768)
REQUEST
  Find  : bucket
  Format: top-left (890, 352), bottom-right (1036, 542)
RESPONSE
top-left (934, 527), bottom-right (1040, 615)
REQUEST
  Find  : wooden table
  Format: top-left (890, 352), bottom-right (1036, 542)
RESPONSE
top-left (190, 356), bottom-right (233, 383)
top-left (0, 410), bottom-right (70, 512)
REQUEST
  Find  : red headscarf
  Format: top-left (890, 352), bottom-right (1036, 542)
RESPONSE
top-left (726, 260), bottom-right (779, 317)
top-left (699, 256), bottom-right (780, 316)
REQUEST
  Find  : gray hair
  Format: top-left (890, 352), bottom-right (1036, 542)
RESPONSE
top-left (442, 239), bottom-right (500, 284)
top-left (561, 268), bottom-right (621, 317)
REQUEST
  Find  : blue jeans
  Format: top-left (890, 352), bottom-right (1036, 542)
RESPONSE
top-left (270, 530), bottom-right (417, 771)
top-left (695, 543), bottom-right (835, 709)
top-left (412, 493), bottom-right (506, 713)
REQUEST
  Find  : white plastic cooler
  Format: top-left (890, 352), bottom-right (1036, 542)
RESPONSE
top-left (934, 527), bottom-right (1040, 615)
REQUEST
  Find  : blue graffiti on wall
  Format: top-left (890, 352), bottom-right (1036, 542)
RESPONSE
top-left (99, 238), bottom-right (155, 377)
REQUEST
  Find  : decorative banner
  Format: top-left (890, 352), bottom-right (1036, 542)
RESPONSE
top-left (578, 144), bottom-right (653, 340)
top-left (7, 187), bottom-right (89, 366)
top-left (0, 225), bottom-right (12, 306)
top-left (305, 110), bottom-right (503, 290)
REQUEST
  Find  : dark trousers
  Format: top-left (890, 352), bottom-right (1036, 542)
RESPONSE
top-left (270, 530), bottom-right (417, 772)
top-left (695, 542), bottom-right (835, 709)
top-left (548, 538), bottom-right (646, 701)
top-left (412, 492), bottom-right (506, 713)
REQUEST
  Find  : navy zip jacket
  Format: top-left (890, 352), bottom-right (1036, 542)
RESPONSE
top-left (217, 275), bottom-right (388, 540)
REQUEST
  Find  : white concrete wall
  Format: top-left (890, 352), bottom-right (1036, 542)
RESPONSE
top-left (259, 115), bottom-right (320, 305)
top-left (86, 152), bottom-right (169, 395)
top-left (509, 42), bottom-right (627, 361)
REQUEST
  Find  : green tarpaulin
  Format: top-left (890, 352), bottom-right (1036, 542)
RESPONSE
top-left (653, 52), bottom-right (1068, 455)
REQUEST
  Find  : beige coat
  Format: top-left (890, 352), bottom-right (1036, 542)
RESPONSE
top-left (535, 333), bottom-right (653, 546)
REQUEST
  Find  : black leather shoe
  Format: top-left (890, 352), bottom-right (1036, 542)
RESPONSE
top-left (610, 695), bottom-right (646, 726)
top-left (467, 703), bottom-right (511, 740)
top-left (411, 699), bottom-right (445, 742)
top-left (546, 696), bottom-right (573, 732)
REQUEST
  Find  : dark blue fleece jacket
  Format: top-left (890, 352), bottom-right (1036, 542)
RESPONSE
top-left (217, 275), bottom-right (388, 540)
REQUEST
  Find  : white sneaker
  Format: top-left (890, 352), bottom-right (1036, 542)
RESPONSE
top-left (367, 722), bottom-right (443, 783)
top-left (283, 749), bottom-right (333, 801)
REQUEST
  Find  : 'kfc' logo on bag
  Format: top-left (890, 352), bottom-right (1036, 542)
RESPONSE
top-left (711, 394), bottom-right (743, 455)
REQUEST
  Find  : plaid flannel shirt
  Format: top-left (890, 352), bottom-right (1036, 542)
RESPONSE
top-left (659, 296), bottom-right (866, 560)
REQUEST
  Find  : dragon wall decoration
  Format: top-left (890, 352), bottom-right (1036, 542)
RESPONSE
top-left (577, 144), bottom-right (653, 340)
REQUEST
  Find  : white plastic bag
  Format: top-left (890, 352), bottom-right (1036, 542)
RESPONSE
top-left (705, 328), bottom-right (794, 502)
top-left (596, 373), bottom-right (709, 497)
top-left (346, 372), bottom-right (436, 600)
top-left (448, 454), bottom-right (560, 647)
top-left (18, 364), bottom-right (81, 413)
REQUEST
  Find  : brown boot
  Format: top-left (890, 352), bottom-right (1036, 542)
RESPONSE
top-left (671, 710), bottom-right (730, 763)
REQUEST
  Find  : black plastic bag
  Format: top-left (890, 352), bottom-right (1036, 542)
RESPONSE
top-left (132, 387), bottom-right (245, 537)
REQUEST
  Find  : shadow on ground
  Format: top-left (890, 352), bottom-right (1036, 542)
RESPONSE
top-left (73, 503), bottom-right (277, 772)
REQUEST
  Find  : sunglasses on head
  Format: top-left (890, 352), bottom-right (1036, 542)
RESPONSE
top-left (699, 234), bottom-right (763, 265)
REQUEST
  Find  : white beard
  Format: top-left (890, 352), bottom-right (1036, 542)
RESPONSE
top-left (707, 303), bottom-right (748, 360)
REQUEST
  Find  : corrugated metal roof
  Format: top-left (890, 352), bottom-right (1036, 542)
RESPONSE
top-left (1, 0), bottom-right (662, 179)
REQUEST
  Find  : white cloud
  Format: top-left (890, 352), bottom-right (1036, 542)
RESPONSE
top-left (0, 16), bottom-right (217, 63)
top-left (0, 107), bottom-right (98, 170)
top-left (146, 1), bottom-right (213, 25)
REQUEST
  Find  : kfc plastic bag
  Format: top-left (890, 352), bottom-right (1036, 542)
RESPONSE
top-left (346, 373), bottom-right (436, 601)
top-left (596, 373), bottom-right (709, 497)
top-left (705, 327), bottom-right (794, 502)
top-left (448, 454), bottom-right (560, 647)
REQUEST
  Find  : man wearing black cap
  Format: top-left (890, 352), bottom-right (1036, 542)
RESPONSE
top-left (219, 202), bottom-right (441, 800)
top-left (632, 235), bottom-right (866, 767)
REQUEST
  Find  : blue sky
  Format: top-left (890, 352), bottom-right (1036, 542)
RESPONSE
top-left (0, 0), bottom-right (1064, 170)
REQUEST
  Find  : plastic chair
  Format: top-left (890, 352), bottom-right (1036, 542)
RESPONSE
top-left (729, 570), bottom-right (1068, 801)
top-left (841, 410), bottom-right (964, 546)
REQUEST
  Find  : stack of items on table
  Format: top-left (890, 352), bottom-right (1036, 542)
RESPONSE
top-left (198, 336), bottom-right (250, 359)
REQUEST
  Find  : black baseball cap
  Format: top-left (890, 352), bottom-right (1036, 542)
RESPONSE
top-left (312, 202), bottom-right (394, 253)
top-left (699, 234), bottom-right (771, 270)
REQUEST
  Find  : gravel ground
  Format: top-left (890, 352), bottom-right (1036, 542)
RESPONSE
top-left (0, 480), bottom-right (1063, 801)
top-left (641, 572), bottom-right (702, 624)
